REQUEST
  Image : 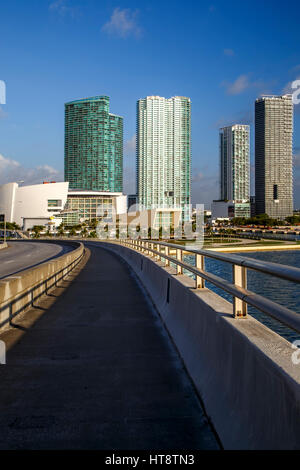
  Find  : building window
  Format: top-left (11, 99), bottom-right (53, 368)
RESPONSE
top-left (48, 199), bottom-right (62, 207)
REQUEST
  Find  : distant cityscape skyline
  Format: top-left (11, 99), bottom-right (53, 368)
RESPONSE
top-left (1, 89), bottom-right (299, 219)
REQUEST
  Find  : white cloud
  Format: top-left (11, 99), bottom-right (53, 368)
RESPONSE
top-left (0, 154), bottom-right (63, 186)
top-left (222, 75), bottom-right (274, 96)
top-left (224, 48), bottom-right (234, 57)
top-left (49, 0), bottom-right (77, 18)
top-left (102, 8), bottom-right (142, 38)
top-left (224, 75), bottom-right (250, 95)
top-left (0, 154), bottom-right (19, 170)
top-left (283, 76), bottom-right (300, 94)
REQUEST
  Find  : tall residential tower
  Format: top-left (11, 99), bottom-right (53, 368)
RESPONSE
top-left (255, 94), bottom-right (293, 218)
top-left (212, 125), bottom-right (250, 219)
top-left (137, 96), bottom-right (191, 221)
top-left (220, 124), bottom-right (250, 202)
top-left (64, 96), bottom-right (123, 192)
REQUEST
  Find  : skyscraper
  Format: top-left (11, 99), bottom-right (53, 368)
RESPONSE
top-left (213, 124), bottom-right (250, 219)
top-left (255, 94), bottom-right (293, 218)
top-left (137, 96), bottom-right (191, 221)
top-left (64, 96), bottom-right (123, 192)
top-left (220, 124), bottom-right (250, 202)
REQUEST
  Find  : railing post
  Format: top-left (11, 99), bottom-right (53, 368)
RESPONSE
top-left (176, 248), bottom-right (182, 275)
top-left (195, 254), bottom-right (205, 289)
top-left (165, 246), bottom-right (170, 267)
top-left (233, 264), bottom-right (247, 318)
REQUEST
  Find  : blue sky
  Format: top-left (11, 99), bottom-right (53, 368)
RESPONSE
top-left (0, 0), bottom-right (300, 208)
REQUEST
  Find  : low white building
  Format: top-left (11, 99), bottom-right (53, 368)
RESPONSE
top-left (0, 182), bottom-right (128, 230)
top-left (0, 181), bottom-right (69, 230)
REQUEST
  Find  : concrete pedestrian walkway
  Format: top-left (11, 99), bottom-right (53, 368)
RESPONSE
top-left (0, 243), bottom-right (219, 449)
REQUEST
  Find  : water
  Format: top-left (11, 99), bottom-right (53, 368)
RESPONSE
top-left (183, 250), bottom-right (300, 343)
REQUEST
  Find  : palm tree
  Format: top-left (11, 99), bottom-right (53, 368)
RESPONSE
top-left (32, 225), bottom-right (44, 238)
top-left (88, 231), bottom-right (97, 238)
top-left (57, 223), bottom-right (65, 237)
top-left (45, 229), bottom-right (52, 238)
top-left (69, 226), bottom-right (77, 237)
top-left (81, 227), bottom-right (88, 238)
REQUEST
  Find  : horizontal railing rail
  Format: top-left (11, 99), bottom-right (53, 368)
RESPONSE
top-left (118, 239), bottom-right (300, 334)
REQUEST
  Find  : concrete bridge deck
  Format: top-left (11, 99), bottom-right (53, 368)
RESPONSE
top-left (0, 243), bottom-right (219, 450)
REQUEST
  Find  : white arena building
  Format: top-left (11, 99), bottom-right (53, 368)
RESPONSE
top-left (0, 181), bottom-right (127, 230)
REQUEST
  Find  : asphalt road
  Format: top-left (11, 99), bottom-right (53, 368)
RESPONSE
top-left (0, 243), bottom-right (219, 449)
top-left (0, 241), bottom-right (72, 279)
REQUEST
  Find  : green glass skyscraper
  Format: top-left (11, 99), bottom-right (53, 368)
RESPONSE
top-left (64, 96), bottom-right (123, 192)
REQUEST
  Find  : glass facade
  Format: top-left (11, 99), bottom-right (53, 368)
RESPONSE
top-left (137, 96), bottom-right (191, 221)
top-left (64, 96), bottom-right (123, 192)
top-left (232, 203), bottom-right (251, 218)
top-left (61, 193), bottom-right (115, 226)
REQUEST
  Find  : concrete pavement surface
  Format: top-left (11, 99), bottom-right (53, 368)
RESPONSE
top-left (0, 241), bottom-right (73, 279)
top-left (0, 242), bottom-right (219, 449)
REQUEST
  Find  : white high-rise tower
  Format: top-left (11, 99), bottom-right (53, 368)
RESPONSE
top-left (220, 124), bottom-right (250, 202)
top-left (136, 96), bottom-right (191, 221)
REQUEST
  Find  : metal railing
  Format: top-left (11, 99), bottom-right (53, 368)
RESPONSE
top-left (119, 239), bottom-right (300, 334)
top-left (0, 242), bottom-right (85, 332)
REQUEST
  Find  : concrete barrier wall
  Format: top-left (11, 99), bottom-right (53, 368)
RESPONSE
top-left (0, 241), bottom-right (84, 333)
top-left (100, 241), bottom-right (300, 450)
